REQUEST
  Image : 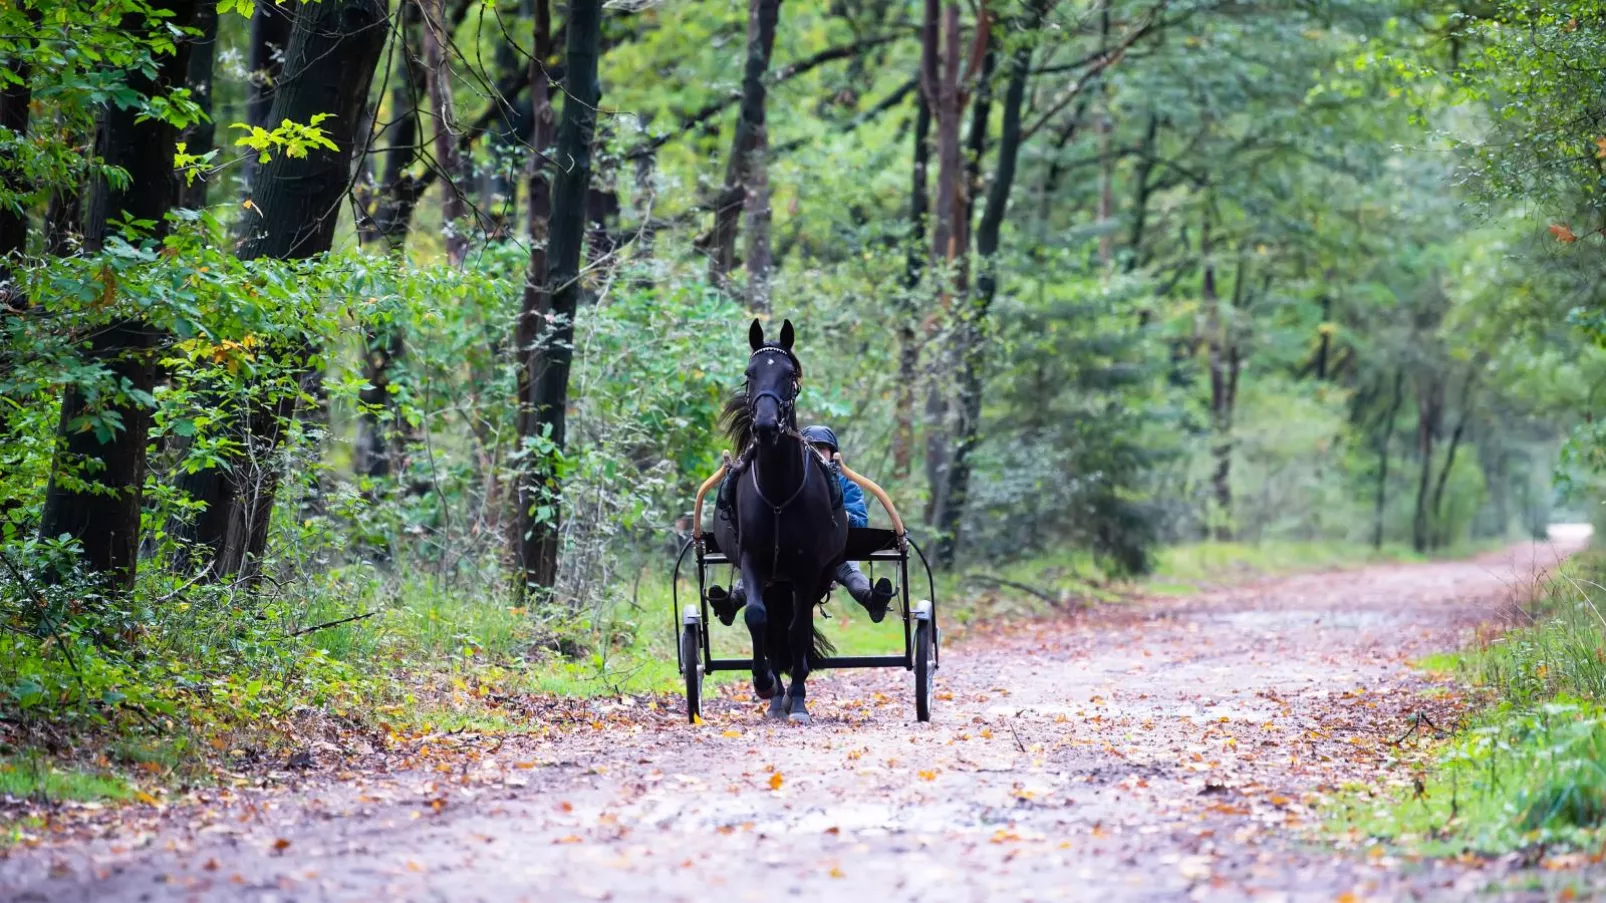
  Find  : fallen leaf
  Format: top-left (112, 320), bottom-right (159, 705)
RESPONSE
top-left (768, 772), bottom-right (784, 790)
top-left (271, 838), bottom-right (291, 854)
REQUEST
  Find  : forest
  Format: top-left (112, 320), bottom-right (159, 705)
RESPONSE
top-left (2, 0), bottom-right (1606, 848)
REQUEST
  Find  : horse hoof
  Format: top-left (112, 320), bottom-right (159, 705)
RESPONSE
top-left (754, 672), bottom-right (779, 700)
top-left (767, 695), bottom-right (790, 720)
top-left (788, 710), bottom-right (811, 725)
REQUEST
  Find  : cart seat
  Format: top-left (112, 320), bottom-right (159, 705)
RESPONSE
top-left (698, 526), bottom-right (904, 564)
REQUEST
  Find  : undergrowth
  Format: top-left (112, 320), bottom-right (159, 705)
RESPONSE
top-left (1325, 547), bottom-right (1606, 856)
top-left (0, 534), bottom-right (1516, 809)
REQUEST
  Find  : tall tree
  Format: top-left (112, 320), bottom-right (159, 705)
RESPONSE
top-left (921, 0), bottom-right (964, 530)
top-left (421, 0), bottom-right (469, 265)
top-left (935, 0), bottom-right (1044, 564)
top-left (0, 23), bottom-right (33, 304)
top-left (178, 0), bottom-right (220, 209)
top-left (240, 1), bottom-right (294, 193)
top-left (518, 0), bottom-right (602, 594)
top-left (706, 0), bottom-right (780, 305)
top-left (38, 0), bottom-right (201, 591)
top-left (513, 0), bottom-right (555, 590)
top-left (182, 0), bottom-right (391, 576)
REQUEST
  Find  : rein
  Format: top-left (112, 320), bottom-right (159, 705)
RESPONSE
top-left (741, 343), bottom-right (808, 576)
top-left (749, 438), bottom-right (811, 575)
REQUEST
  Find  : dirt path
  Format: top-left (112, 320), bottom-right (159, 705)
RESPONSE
top-left (0, 542), bottom-right (1590, 902)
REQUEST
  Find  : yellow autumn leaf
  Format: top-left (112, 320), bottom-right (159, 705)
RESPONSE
top-left (722, 729), bottom-right (741, 738)
top-left (768, 772), bottom-right (783, 790)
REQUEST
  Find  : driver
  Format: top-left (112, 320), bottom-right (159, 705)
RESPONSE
top-left (707, 424), bottom-right (895, 625)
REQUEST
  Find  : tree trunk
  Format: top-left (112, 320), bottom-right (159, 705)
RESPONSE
top-left (514, 0), bottom-right (556, 591)
top-left (921, 0), bottom-right (965, 531)
top-left (1094, 0), bottom-right (1113, 266)
top-left (1123, 112), bottom-right (1159, 272)
top-left (181, 0), bottom-right (390, 577)
top-left (934, 2), bottom-right (1038, 566)
top-left (1202, 212), bottom-right (1236, 541)
top-left (480, 0), bottom-right (531, 238)
top-left (1411, 372), bottom-right (1443, 554)
top-left (362, 0), bottom-right (428, 252)
top-left (38, 0), bottom-right (200, 593)
top-left (0, 38), bottom-right (32, 305)
top-left (421, 0), bottom-right (469, 265)
top-left (1430, 378), bottom-right (1475, 548)
top-left (44, 178), bottom-right (82, 257)
top-left (178, 0), bottom-right (220, 209)
top-left (240, 1), bottom-right (294, 194)
top-left (352, 0), bottom-right (428, 481)
top-left (519, 0), bottom-right (602, 596)
top-left (1373, 370), bottom-right (1404, 549)
top-left (707, 0), bottom-right (781, 297)
top-left (891, 90), bottom-right (930, 479)
top-left (894, 4), bottom-right (940, 480)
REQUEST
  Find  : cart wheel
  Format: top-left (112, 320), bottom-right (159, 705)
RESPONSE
top-left (914, 600), bottom-right (934, 723)
top-left (681, 611), bottom-right (702, 724)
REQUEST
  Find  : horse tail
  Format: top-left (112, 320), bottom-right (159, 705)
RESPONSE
top-left (810, 622), bottom-right (836, 668)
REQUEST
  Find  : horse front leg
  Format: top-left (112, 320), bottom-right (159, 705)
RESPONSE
top-left (738, 556), bottom-right (778, 700)
top-left (785, 581), bottom-right (821, 724)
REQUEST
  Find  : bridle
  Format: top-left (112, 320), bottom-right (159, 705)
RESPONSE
top-left (743, 345), bottom-right (816, 575)
top-left (745, 346), bottom-right (802, 433)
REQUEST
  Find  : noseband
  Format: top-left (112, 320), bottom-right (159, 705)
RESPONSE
top-left (746, 346), bottom-right (802, 430)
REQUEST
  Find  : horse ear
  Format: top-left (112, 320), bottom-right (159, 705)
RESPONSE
top-left (779, 319), bottom-right (795, 351)
top-left (748, 319), bottom-right (764, 351)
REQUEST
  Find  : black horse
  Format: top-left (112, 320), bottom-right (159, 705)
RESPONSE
top-left (711, 319), bottom-right (847, 723)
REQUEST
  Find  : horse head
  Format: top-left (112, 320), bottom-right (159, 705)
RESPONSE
top-left (745, 318), bottom-right (800, 447)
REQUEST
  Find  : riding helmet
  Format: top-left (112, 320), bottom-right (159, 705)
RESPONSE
top-left (801, 425), bottom-right (839, 453)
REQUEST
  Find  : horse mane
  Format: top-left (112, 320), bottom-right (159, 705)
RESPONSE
top-left (719, 388), bottom-right (752, 452)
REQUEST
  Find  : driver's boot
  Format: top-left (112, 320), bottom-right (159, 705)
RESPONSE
top-left (836, 562), bottom-right (893, 623)
top-left (706, 581), bottom-right (747, 626)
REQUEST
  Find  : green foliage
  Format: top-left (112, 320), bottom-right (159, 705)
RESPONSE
top-left (1326, 552), bottom-right (1606, 854)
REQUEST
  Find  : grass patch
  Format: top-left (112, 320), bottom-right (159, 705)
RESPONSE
top-left (1324, 548), bottom-right (1606, 856)
top-left (0, 757), bottom-right (133, 804)
top-left (1153, 540), bottom-right (1428, 587)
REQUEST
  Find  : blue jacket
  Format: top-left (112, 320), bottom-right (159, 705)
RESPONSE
top-left (840, 475), bottom-right (868, 528)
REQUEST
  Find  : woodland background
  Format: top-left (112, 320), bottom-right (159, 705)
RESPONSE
top-left (1, 0), bottom-right (1605, 764)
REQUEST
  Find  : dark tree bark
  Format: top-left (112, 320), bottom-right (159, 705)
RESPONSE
top-left (1372, 370), bottom-right (1404, 549)
top-left (707, 0), bottom-right (781, 300)
top-left (0, 41), bottom-right (32, 304)
top-left (1411, 372), bottom-right (1444, 554)
top-left (240, 1), bottom-right (294, 193)
top-left (352, 0), bottom-right (428, 480)
top-left (178, 0), bottom-right (220, 209)
top-left (513, 0), bottom-right (555, 589)
top-left (362, 0), bottom-right (429, 251)
top-left (1430, 376), bottom-right (1476, 548)
top-left (479, 0), bottom-right (532, 238)
top-left (38, 0), bottom-right (200, 593)
top-left (1094, 0), bottom-right (1113, 266)
top-left (891, 90), bottom-right (930, 479)
top-left (1123, 112), bottom-right (1160, 272)
top-left (180, 0), bottom-right (391, 576)
top-left (934, 1), bottom-right (1040, 565)
top-left (518, 0), bottom-right (601, 595)
top-left (1202, 212), bottom-right (1237, 541)
top-left (44, 173), bottom-right (82, 257)
top-left (422, 0), bottom-right (469, 265)
top-left (921, 0), bottom-right (964, 530)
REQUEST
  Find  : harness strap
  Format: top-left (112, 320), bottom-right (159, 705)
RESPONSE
top-left (750, 441), bottom-right (810, 576)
